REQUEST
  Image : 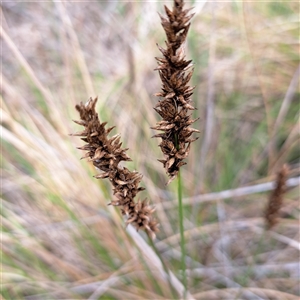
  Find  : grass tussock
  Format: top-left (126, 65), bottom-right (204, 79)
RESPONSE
top-left (1, 1), bottom-right (300, 299)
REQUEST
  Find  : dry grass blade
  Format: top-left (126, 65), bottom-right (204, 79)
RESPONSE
top-left (0, 26), bottom-right (65, 134)
top-left (156, 218), bottom-right (299, 250)
top-left (198, 3), bottom-right (216, 192)
top-left (159, 176), bottom-right (300, 209)
top-left (194, 287), bottom-right (299, 300)
top-left (273, 64), bottom-right (300, 135)
top-left (252, 226), bottom-right (300, 250)
top-left (127, 225), bottom-right (195, 300)
top-left (55, 1), bottom-right (95, 97)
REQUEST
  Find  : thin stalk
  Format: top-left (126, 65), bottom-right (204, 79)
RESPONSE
top-left (178, 169), bottom-right (187, 298)
top-left (175, 134), bottom-right (187, 298)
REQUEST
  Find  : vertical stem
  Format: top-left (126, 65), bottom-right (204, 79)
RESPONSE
top-left (175, 133), bottom-right (187, 298)
top-left (178, 169), bottom-right (187, 298)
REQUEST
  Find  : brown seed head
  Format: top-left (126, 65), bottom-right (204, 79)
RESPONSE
top-left (72, 97), bottom-right (159, 238)
top-left (153, 0), bottom-right (199, 184)
top-left (265, 164), bottom-right (288, 229)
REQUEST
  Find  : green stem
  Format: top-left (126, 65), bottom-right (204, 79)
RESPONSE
top-left (175, 133), bottom-right (187, 298)
top-left (178, 169), bottom-right (187, 298)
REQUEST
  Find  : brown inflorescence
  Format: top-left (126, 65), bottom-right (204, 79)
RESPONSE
top-left (72, 97), bottom-right (159, 239)
top-left (152, 0), bottom-right (199, 185)
top-left (265, 164), bottom-right (288, 229)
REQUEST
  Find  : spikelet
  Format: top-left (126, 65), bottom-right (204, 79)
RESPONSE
top-left (71, 97), bottom-right (159, 239)
top-left (152, 0), bottom-right (199, 184)
top-left (265, 164), bottom-right (288, 229)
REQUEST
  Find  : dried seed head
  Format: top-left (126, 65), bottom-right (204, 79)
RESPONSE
top-left (153, 0), bottom-right (198, 184)
top-left (72, 97), bottom-right (159, 239)
top-left (265, 164), bottom-right (288, 229)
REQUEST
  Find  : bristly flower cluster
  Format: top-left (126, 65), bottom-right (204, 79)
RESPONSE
top-left (152, 0), bottom-right (199, 185)
top-left (265, 164), bottom-right (288, 229)
top-left (72, 97), bottom-right (159, 239)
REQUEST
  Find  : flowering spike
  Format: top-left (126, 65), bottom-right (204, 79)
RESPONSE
top-left (152, 0), bottom-right (198, 184)
top-left (265, 164), bottom-right (288, 229)
top-left (72, 97), bottom-right (159, 238)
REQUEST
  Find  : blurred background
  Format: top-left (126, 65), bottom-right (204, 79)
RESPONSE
top-left (1, 1), bottom-right (299, 299)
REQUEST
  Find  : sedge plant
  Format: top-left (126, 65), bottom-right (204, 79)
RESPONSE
top-left (151, 0), bottom-right (199, 294)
